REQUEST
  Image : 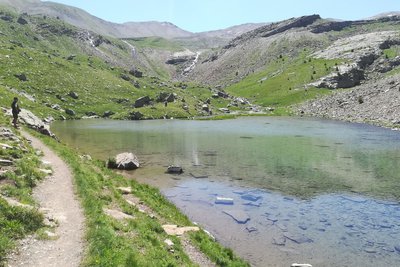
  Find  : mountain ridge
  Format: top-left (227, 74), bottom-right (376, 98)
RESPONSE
top-left (0, 0), bottom-right (267, 39)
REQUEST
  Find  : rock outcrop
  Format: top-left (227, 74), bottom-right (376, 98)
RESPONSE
top-left (4, 108), bottom-right (56, 138)
top-left (296, 75), bottom-right (400, 128)
top-left (108, 152), bottom-right (140, 170)
top-left (134, 96), bottom-right (151, 108)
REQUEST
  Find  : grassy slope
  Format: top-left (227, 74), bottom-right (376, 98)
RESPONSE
top-left (225, 51), bottom-right (342, 114)
top-left (36, 130), bottom-right (249, 267)
top-left (0, 112), bottom-right (45, 264)
top-left (0, 9), bottom-right (234, 120)
top-left (0, 109), bottom-right (249, 266)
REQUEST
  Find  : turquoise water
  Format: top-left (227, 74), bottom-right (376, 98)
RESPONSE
top-left (52, 117), bottom-right (400, 266)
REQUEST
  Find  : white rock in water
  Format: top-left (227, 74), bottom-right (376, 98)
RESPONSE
top-left (291, 264), bottom-right (312, 267)
top-left (215, 197), bottom-right (234, 205)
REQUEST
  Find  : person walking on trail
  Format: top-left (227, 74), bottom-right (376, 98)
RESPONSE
top-left (11, 97), bottom-right (21, 128)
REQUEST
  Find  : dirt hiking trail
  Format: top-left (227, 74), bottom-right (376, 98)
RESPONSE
top-left (8, 131), bottom-right (85, 267)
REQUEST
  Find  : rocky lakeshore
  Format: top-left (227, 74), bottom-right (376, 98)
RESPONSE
top-left (295, 73), bottom-right (400, 130)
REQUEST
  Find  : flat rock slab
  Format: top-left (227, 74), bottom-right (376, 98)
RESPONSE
top-left (241, 194), bottom-right (262, 202)
top-left (272, 235), bottom-right (286, 246)
top-left (162, 224), bottom-right (200, 236)
top-left (117, 187), bottom-right (132, 194)
top-left (284, 232), bottom-right (313, 244)
top-left (103, 208), bottom-right (134, 220)
top-left (0, 159), bottom-right (13, 166)
top-left (0, 195), bottom-right (34, 209)
top-left (223, 209), bottom-right (250, 224)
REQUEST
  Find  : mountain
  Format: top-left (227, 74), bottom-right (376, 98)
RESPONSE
top-left (0, 0), bottom-right (193, 38)
top-left (1, 0), bottom-right (400, 128)
top-left (0, 0), bottom-right (264, 40)
top-left (367, 11), bottom-right (400, 20)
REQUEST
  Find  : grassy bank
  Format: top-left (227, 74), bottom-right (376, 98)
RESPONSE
top-left (0, 114), bottom-right (45, 265)
top-left (28, 129), bottom-right (249, 266)
top-left (0, 103), bottom-right (249, 266)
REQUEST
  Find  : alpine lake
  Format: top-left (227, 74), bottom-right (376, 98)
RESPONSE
top-left (51, 116), bottom-right (400, 267)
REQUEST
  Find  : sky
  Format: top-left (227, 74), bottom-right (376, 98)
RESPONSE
top-left (45, 0), bottom-right (400, 33)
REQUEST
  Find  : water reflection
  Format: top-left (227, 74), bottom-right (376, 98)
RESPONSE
top-left (51, 117), bottom-right (400, 266)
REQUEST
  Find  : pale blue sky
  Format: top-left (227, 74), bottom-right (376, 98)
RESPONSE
top-left (45, 0), bottom-right (399, 32)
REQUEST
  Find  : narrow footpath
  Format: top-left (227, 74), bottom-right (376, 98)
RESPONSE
top-left (8, 131), bottom-right (85, 267)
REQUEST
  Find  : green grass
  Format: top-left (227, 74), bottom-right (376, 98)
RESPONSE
top-left (0, 113), bottom-right (45, 264)
top-left (383, 46), bottom-right (400, 59)
top-left (225, 53), bottom-right (340, 111)
top-left (0, 9), bottom-right (245, 121)
top-left (34, 130), bottom-right (249, 266)
top-left (124, 37), bottom-right (185, 52)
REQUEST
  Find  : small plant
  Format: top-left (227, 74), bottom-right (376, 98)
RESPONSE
top-left (358, 96), bottom-right (364, 104)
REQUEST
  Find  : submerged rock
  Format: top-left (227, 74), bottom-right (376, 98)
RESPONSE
top-left (284, 232), bottom-right (313, 244)
top-left (215, 197), bottom-right (234, 205)
top-left (167, 165), bottom-right (183, 174)
top-left (272, 235), bottom-right (286, 246)
top-left (241, 194), bottom-right (262, 202)
top-left (223, 209), bottom-right (250, 224)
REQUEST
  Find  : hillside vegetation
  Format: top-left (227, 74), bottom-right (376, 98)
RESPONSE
top-left (0, 8), bottom-right (249, 121)
top-left (1, 2), bottom-right (400, 265)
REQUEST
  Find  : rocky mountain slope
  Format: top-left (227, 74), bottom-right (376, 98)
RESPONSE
top-left (0, 7), bottom-right (255, 121)
top-left (174, 14), bottom-right (400, 127)
top-left (0, 0), bottom-right (263, 42)
top-left (1, 0), bottom-right (399, 128)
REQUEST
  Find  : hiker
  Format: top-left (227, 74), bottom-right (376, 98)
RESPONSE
top-left (11, 97), bottom-right (21, 128)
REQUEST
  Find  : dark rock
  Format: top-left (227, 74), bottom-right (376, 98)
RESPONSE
top-left (129, 67), bottom-right (143, 78)
top-left (85, 111), bottom-right (97, 116)
top-left (17, 17), bottom-right (28, 25)
top-left (0, 15), bottom-right (13, 22)
top-left (217, 91), bottom-right (229, 98)
top-left (134, 96), bottom-right (151, 108)
top-left (129, 111), bottom-right (143, 120)
top-left (108, 152), bottom-right (139, 170)
top-left (66, 54), bottom-right (76, 60)
top-left (14, 73), bottom-right (27, 81)
top-left (113, 98), bottom-right (129, 104)
top-left (166, 93), bottom-right (176, 103)
top-left (132, 80), bottom-right (140, 88)
top-left (68, 91), bottom-right (79, 99)
top-left (38, 125), bottom-right (53, 137)
top-left (51, 104), bottom-right (61, 110)
top-left (167, 166), bottom-right (183, 174)
top-left (202, 104), bottom-right (210, 112)
top-left (121, 74), bottom-right (131, 81)
top-left (56, 94), bottom-right (67, 102)
top-left (103, 110), bottom-right (114, 118)
top-left (0, 159), bottom-right (13, 166)
top-left (315, 67), bottom-right (364, 89)
top-left (156, 92), bottom-right (169, 102)
top-left (241, 194), bottom-right (262, 202)
top-left (65, 109), bottom-right (76, 116)
top-left (166, 55), bottom-right (195, 65)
